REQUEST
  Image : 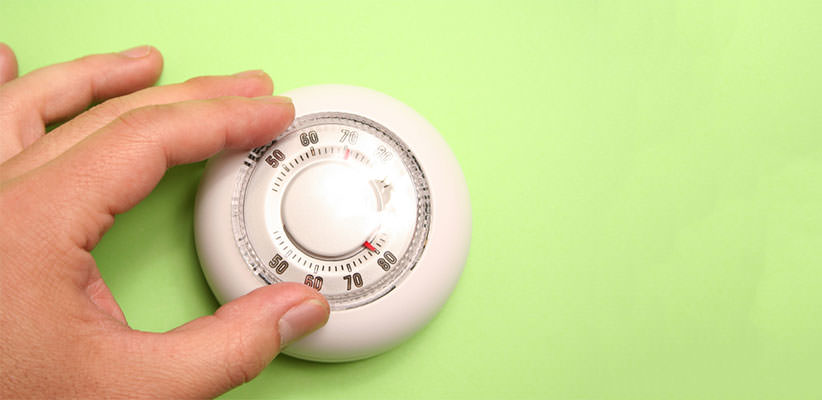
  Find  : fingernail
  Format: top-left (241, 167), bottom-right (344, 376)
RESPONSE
top-left (254, 95), bottom-right (293, 104)
top-left (233, 69), bottom-right (266, 78)
top-left (278, 299), bottom-right (329, 347)
top-left (119, 45), bottom-right (152, 58)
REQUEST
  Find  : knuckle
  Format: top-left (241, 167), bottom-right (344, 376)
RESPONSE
top-left (114, 104), bottom-right (164, 135)
top-left (111, 105), bottom-right (169, 156)
top-left (84, 96), bottom-right (137, 124)
top-left (67, 55), bottom-right (99, 73)
top-left (183, 75), bottom-right (219, 89)
top-left (198, 96), bottom-right (243, 119)
top-left (73, 53), bottom-right (107, 68)
top-left (212, 95), bottom-right (244, 110)
top-left (182, 75), bottom-right (236, 98)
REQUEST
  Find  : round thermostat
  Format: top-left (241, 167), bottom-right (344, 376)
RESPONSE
top-left (194, 85), bottom-right (470, 362)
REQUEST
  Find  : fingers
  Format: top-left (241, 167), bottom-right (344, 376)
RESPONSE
top-left (0, 43), bottom-right (18, 84)
top-left (21, 95), bottom-right (293, 251)
top-left (117, 283), bottom-right (328, 398)
top-left (1, 71), bottom-right (273, 180)
top-left (66, 70), bottom-right (273, 136)
top-left (0, 45), bottom-right (163, 162)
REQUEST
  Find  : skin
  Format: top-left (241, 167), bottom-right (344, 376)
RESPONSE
top-left (0, 44), bottom-right (331, 398)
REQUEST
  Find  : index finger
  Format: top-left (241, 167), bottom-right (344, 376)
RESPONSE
top-left (16, 95), bottom-right (294, 251)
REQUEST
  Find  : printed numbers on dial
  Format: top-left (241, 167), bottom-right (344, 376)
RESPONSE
top-left (299, 131), bottom-right (319, 147)
top-left (377, 251), bottom-right (398, 271)
top-left (304, 274), bottom-right (323, 290)
top-left (269, 254), bottom-right (289, 274)
top-left (343, 273), bottom-right (364, 291)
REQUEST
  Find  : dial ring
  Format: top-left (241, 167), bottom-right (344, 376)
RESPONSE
top-left (231, 113), bottom-right (431, 310)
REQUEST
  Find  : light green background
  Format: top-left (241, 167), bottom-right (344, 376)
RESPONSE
top-left (2, 1), bottom-right (821, 398)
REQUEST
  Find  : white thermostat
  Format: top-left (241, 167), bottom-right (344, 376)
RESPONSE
top-left (194, 85), bottom-right (470, 362)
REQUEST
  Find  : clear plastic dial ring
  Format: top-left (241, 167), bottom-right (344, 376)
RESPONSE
top-left (231, 113), bottom-right (431, 310)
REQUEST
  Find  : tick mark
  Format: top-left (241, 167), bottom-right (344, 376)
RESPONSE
top-left (363, 241), bottom-right (379, 254)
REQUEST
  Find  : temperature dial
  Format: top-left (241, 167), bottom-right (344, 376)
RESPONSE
top-left (195, 85), bottom-right (470, 362)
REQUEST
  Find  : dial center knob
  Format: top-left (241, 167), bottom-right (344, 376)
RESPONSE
top-left (281, 160), bottom-right (379, 258)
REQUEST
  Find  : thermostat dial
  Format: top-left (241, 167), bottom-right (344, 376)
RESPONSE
top-left (233, 113), bottom-right (431, 311)
top-left (195, 85), bottom-right (470, 362)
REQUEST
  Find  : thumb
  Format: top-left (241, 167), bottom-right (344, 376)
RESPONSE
top-left (128, 282), bottom-right (329, 398)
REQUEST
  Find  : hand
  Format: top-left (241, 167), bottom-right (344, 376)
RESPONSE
top-left (0, 44), bottom-right (330, 398)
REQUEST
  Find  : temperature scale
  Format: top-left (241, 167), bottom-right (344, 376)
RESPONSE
top-left (195, 85), bottom-right (470, 362)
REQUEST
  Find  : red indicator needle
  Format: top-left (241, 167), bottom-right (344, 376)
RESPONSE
top-left (344, 148), bottom-right (350, 160)
top-left (363, 241), bottom-right (377, 252)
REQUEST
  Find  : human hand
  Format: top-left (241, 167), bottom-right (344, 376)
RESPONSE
top-left (0, 44), bottom-right (330, 398)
